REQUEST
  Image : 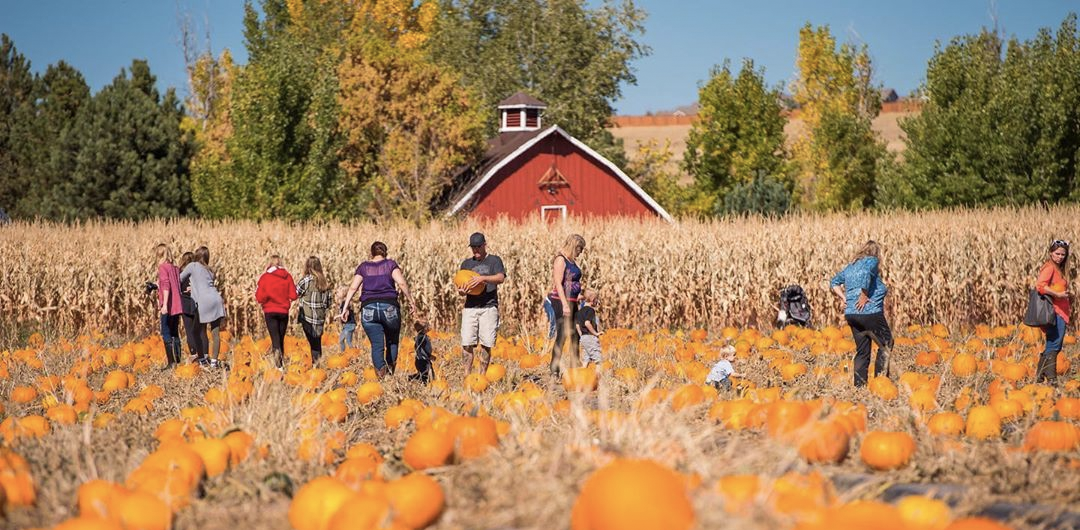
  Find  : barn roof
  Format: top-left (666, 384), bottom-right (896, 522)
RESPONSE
top-left (497, 92), bottom-right (548, 108)
top-left (444, 126), bottom-right (673, 222)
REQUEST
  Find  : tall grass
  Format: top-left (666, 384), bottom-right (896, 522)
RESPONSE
top-left (0, 206), bottom-right (1071, 338)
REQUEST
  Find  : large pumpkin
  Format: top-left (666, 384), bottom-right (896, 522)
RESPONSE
top-left (570, 458), bottom-right (694, 530)
top-left (797, 420), bottom-right (851, 464)
top-left (452, 269), bottom-right (485, 296)
top-left (927, 412), bottom-right (965, 437)
top-left (964, 406), bottom-right (1002, 440)
top-left (1023, 421), bottom-right (1080, 452)
top-left (859, 431), bottom-right (916, 471)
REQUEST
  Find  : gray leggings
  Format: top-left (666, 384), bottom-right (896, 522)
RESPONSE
top-left (197, 317), bottom-right (224, 360)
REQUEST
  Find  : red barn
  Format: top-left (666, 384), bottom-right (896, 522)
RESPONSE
top-left (445, 93), bottom-right (672, 222)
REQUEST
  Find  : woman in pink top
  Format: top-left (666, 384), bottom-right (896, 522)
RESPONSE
top-left (155, 243), bottom-right (184, 369)
top-left (1035, 239), bottom-right (1070, 383)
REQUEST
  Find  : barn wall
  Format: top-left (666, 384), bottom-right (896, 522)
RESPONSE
top-left (467, 135), bottom-right (659, 221)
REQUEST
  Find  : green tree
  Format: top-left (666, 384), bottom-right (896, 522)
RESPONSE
top-left (720, 174), bottom-right (791, 217)
top-left (37, 60), bottom-right (194, 220)
top-left (429, 0), bottom-right (648, 164)
top-left (15, 61), bottom-right (91, 218)
top-left (0, 34), bottom-right (38, 216)
top-left (196, 0), bottom-right (356, 220)
top-left (682, 59), bottom-right (789, 214)
top-left (624, 139), bottom-right (698, 217)
top-left (791, 24), bottom-right (888, 210)
top-left (886, 15), bottom-right (1080, 208)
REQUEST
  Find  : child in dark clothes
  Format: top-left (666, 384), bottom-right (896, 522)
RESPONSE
top-left (410, 320), bottom-right (435, 384)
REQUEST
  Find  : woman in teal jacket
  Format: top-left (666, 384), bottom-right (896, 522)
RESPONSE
top-left (830, 240), bottom-right (892, 387)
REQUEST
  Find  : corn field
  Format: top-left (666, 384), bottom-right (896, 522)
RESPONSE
top-left (0, 206), bottom-right (1073, 338)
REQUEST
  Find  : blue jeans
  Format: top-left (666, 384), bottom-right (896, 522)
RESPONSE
top-left (1039, 314), bottom-right (1065, 382)
top-left (340, 322), bottom-right (356, 351)
top-left (361, 302), bottom-right (400, 373)
top-left (160, 314), bottom-right (180, 344)
top-left (543, 298), bottom-right (556, 338)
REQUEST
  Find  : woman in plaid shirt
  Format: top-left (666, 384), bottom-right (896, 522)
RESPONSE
top-left (297, 256), bottom-right (333, 364)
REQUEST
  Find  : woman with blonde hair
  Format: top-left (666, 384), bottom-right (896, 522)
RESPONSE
top-left (548, 234), bottom-right (586, 376)
top-left (180, 246), bottom-right (228, 368)
top-left (154, 244), bottom-right (183, 369)
top-left (1035, 239), bottom-right (1070, 383)
top-left (297, 256), bottom-right (333, 365)
top-left (830, 240), bottom-right (892, 387)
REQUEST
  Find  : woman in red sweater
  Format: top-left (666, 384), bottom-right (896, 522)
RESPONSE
top-left (256, 255), bottom-right (297, 369)
top-left (1036, 240), bottom-right (1070, 383)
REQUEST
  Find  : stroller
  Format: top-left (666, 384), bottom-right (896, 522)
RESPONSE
top-left (776, 284), bottom-right (812, 328)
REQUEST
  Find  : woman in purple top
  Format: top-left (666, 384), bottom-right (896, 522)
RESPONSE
top-left (339, 241), bottom-right (418, 378)
top-left (155, 244), bottom-right (184, 369)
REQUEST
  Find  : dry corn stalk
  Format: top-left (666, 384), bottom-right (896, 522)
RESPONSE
top-left (0, 206), bottom-right (1069, 337)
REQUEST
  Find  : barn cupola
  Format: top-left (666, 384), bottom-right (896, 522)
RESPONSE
top-left (498, 92), bottom-right (547, 132)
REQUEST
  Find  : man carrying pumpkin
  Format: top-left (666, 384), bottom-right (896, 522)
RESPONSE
top-left (458, 232), bottom-right (506, 375)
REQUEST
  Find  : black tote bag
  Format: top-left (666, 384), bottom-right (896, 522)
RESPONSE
top-left (1023, 289), bottom-right (1056, 327)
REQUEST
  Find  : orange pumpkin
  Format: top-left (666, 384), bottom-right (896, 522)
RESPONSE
top-left (9, 386), bottom-right (37, 404)
top-left (190, 438), bottom-right (231, 477)
top-left (113, 488), bottom-right (171, 530)
top-left (715, 474), bottom-right (759, 515)
top-left (670, 384), bottom-right (706, 411)
top-left (797, 420), bottom-right (850, 464)
top-left (464, 373), bottom-right (490, 393)
top-left (571, 459), bottom-right (694, 530)
top-left (77, 479), bottom-right (126, 519)
top-left (54, 517), bottom-right (125, 530)
top-left (951, 353), bottom-right (978, 377)
top-left (333, 458), bottom-right (381, 489)
top-left (223, 430), bottom-right (255, 466)
top-left (452, 269), bottom-right (485, 296)
top-left (0, 450), bottom-right (36, 506)
top-left (944, 517), bottom-right (1013, 530)
top-left (447, 416), bottom-right (499, 460)
top-left (965, 406), bottom-right (1002, 440)
top-left (387, 472), bottom-right (446, 529)
top-left (326, 494), bottom-right (391, 530)
top-left (562, 367), bottom-right (599, 392)
top-left (765, 401), bottom-right (811, 441)
top-left (287, 477), bottom-right (358, 530)
top-left (403, 427), bottom-right (455, 470)
top-left (896, 495), bottom-right (953, 529)
top-left (927, 412), bottom-right (965, 437)
top-left (859, 431), bottom-right (916, 471)
top-left (1023, 421), bottom-right (1080, 452)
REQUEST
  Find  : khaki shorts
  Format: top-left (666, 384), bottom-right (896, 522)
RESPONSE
top-left (580, 334), bottom-right (602, 364)
top-left (461, 306), bottom-right (499, 348)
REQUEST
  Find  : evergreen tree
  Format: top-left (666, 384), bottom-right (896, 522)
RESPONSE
top-left (0, 35), bottom-right (37, 216)
top-left (16, 61), bottom-right (90, 218)
top-left (39, 60), bottom-right (194, 220)
top-left (682, 59), bottom-right (789, 215)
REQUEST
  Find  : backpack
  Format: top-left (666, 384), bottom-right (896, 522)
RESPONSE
top-left (777, 285), bottom-right (812, 327)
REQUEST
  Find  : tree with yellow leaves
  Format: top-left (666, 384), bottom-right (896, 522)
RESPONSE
top-left (337, 0), bottom-right (485, 222)
top-left (791, 23), bottom-right (889, 211)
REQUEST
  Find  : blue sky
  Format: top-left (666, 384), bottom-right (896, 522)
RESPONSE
top-left (4, 1), bottom-right (1078, 115)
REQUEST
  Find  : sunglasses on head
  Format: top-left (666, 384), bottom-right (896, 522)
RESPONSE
top-left (1052, 239), bottom-right (1070, 249)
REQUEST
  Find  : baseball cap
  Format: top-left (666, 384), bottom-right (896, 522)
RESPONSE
top-left (469, 232), bottom-right (486, 247)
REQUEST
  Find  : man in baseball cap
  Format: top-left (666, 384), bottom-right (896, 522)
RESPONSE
top-left (458, 232), bottom-right (506, 375)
